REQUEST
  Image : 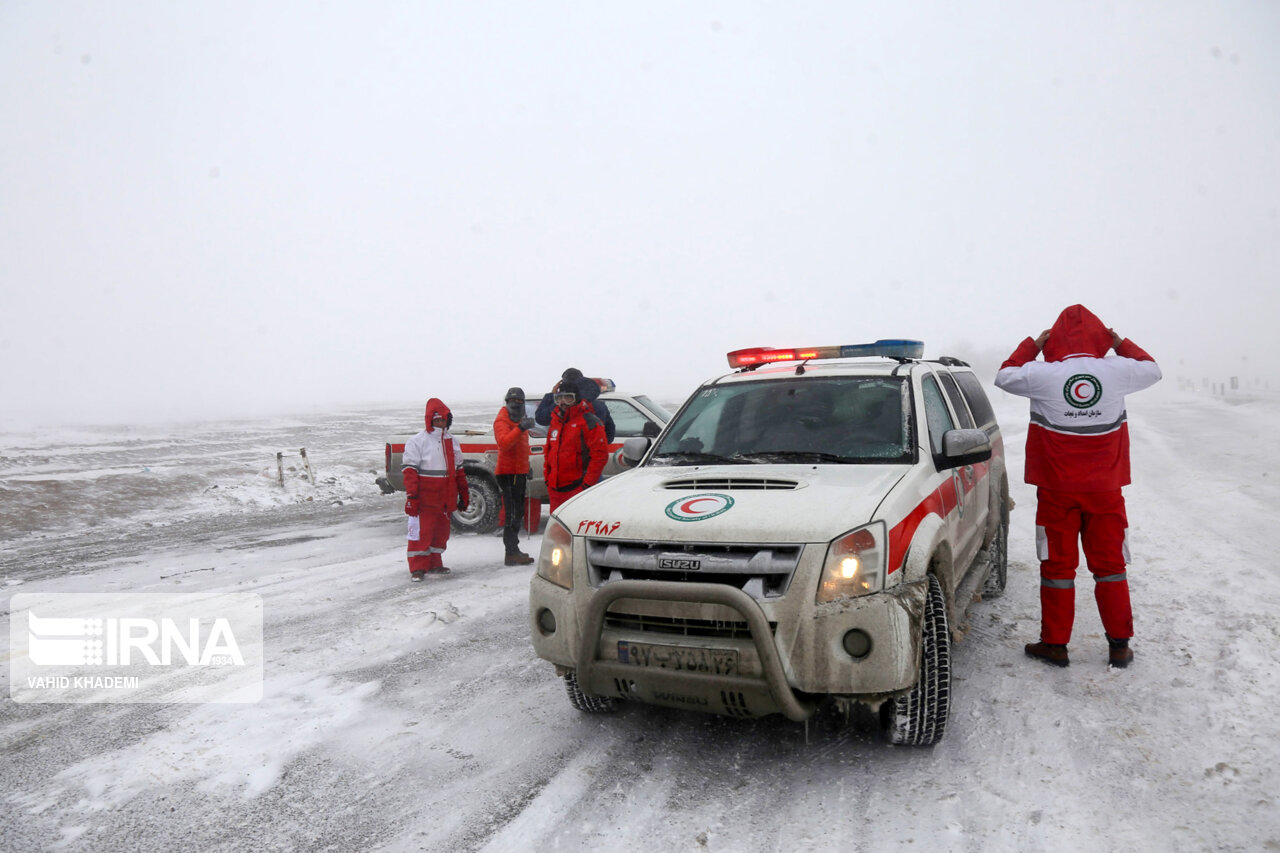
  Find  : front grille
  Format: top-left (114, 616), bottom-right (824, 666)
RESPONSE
top-left (662, 477), bottom-right (800, 491)
top-left (586, 539), bottom-right (802, 598)
top-left (604, 612), bottom-right (775, 640)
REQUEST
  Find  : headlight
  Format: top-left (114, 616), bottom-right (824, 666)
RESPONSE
top-left (816, 522), bottom-right (886, 603)
top-left (536, 518), bottom-right (574, 589)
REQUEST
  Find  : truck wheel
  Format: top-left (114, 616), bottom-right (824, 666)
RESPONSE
top-left (564, 670), bottom-right (617, 713)
top-left (982, 511), bottom-right (1009, 598)
top-left (884, 574), bottom-right (951, 746)
top-left (451, 472), bottom-right (501, 535)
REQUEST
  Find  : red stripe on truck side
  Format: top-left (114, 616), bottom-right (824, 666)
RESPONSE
top-left (887, 486), bottom-right (949, 575)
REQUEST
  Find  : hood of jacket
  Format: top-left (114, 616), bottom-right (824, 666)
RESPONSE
top-left (424, 398), bottom-right (452, 432)
top-left (576, 377), bottom-right (601, 403)
top-left (1042, 304), bottom-right (1112, 362)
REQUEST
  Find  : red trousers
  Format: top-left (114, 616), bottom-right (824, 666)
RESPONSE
top-left (1035, 488), bottom-right (1133, 644)
top-left (407, 508), bottom-right (451, 573)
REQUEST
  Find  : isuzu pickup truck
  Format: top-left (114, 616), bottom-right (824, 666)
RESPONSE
top-left (529, 342), bottom-right (1009, 746)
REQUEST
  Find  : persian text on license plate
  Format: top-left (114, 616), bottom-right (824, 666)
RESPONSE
top-left (617, 641), bottom-right (739, 675)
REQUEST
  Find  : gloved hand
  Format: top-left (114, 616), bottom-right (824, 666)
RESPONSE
top-left (405, 497), bottom-right (419, 516)
top-left (457, 495), bottom-right (469, 512)
top-left (518, 417), bottom-right (535, 431)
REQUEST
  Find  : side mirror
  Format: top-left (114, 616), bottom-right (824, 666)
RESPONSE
top-left (620, 437), bottom-right (652, 468)
top-left (642, 421), bottom-right (661, 438)
top-left (940, 428), bottom-right (992, 469)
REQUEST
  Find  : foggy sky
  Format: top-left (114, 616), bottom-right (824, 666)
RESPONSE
top-left (3, 1), bottom-right (1278, 426)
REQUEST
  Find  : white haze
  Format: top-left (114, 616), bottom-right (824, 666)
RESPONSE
top-left (2, 1), bottom-right (1279, 427)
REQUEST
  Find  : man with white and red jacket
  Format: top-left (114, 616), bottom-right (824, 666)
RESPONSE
top-left (995, 305), bottom-right (1162, 668)
top-left (544, 384), bottom-right (608, 513)
top-left (403, 398), bottom-right (470, 581)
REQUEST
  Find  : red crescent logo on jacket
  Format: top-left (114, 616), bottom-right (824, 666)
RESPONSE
top-left (1064, 374), bottom-right (1102, 409)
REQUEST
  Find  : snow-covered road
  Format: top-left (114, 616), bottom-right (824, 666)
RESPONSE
top-left (2, 389), bottom-right (1278, 852)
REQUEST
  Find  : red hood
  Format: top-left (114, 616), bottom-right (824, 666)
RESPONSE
top-left (424, 398), bottom-right (451, 432)
top-left (1042, 304), bottom-right (1112, 362)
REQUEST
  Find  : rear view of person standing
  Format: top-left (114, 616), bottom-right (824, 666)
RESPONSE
top-left (403, 398), bottom-right (470, 581)
top-left (995, 305), bottom-right (1162, 668)
top-left (494, 387), bottom-right (536, 566)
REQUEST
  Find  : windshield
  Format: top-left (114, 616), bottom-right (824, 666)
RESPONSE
top-left (632, 395), bottom-right (673, 422)
top-left (650, 376), bottom-right (912, 466)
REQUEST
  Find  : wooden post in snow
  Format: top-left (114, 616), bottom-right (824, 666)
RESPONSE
top-left (276, 452), bottom-right (285, 487)
top-left (300, 448), bottom-right (315, 484)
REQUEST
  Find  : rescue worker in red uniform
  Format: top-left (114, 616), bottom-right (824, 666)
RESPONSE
top-left (995, 305), bottom-right (1162, 667)
top-left (403, 399), bottom-right (470, 581)
top-left (544, 384), bottom-right (608, 513)
top-left (494, 387), bottom-right (536, 566)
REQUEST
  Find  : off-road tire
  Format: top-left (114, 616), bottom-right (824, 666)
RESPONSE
top-left (564, 670), bottom-right (617, 713)
top-left (982, 509), bottom-right (1009, 598)
top-left (451, 470), bottom-right (501, 534)
top-left (884, 574), bottom-right (951, 746)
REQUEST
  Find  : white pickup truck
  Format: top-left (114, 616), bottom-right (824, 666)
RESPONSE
top-left (528, 342), bottom-right (1009, 746)
top-left (376, 384), bottom-right (672, 534)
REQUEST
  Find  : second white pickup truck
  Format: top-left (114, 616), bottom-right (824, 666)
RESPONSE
top-left (377, 384), bottom-right (672, 534)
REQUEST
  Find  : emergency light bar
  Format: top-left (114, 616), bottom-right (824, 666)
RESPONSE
top-left (726, 339), bottom-right (924, 369)
top-left (593, 377), bottom-right (617, 392)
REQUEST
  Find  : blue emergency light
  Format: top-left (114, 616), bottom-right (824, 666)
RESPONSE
top-left (839, 340), bottom-right (925, 360)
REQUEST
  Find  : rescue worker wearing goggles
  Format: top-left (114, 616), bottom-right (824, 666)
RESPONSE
top-left (543, 382), bottom-right (608, 512)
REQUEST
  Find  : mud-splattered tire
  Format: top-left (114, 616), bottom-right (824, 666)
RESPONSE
top-left (982, 510), bottom-right (1009, 598)
top-left (564, 670), bottom-right (617, 713)
top-left (884, 574), bottom-right (951, 746)
top-left (451, 471), bottom-right (501, 534)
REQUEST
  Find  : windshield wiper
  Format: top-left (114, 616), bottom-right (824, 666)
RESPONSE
top-left (649, 451), bottom-right (742, 466)
top-left (733, 450), bottom-right (854, 464)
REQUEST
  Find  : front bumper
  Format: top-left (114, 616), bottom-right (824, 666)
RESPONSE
top-left (529, 559), bottom-right (928, 720)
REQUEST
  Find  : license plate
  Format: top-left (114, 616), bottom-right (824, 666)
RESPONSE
top-left (617, 641), bottom-right (738, 675)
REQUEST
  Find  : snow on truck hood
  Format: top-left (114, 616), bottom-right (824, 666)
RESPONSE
top-left (553, 463), bottom-right (909, 543)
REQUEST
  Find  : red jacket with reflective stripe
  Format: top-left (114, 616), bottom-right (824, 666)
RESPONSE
top-left (995, 305), bottom-right (1162, 492)
top-left (402, 398), bottom-right (470, 510)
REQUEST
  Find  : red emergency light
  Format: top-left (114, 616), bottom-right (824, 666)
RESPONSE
top-left (726, 346), bottom-right (840, 369)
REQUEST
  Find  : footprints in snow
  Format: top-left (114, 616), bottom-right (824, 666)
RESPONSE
top-left (409, 602), bottom-right (462, 629)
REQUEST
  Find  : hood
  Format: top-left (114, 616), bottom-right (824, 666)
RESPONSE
top-left (552, 464), bottom-right (909, 543)
top-left (424, 398), bottom-right (451, 432)
top-left (576, 378), bottom-right (601, 403)
top-left (1042, 304), bottom-right (1112, 362)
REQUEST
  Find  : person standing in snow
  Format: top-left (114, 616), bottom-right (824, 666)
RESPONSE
top-left (403, 398), bottom-right (470, 581)
top-left (493, 387), bottom-right (536, 566)
top-left (543, 382), bottom-right (608, 513)
top-left (535, 367), bottom-right (616, 443)
top-left (995, 305), bottom-right (1162, 668)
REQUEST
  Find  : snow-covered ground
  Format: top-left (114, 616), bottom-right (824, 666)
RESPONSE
top-left (2, 386), bottom-right (1278, 852)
